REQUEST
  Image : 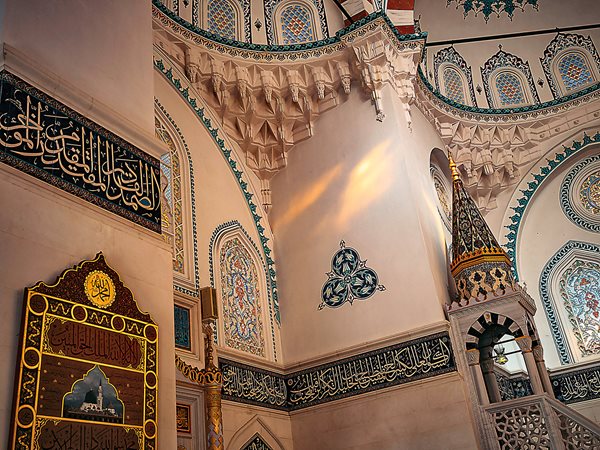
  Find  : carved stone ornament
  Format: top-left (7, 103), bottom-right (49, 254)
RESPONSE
top-left (515, 335), bottom-right (533, 353)
top-left (466, 349), bottom-right (480, 366)
top-left (9, 253), bottom-right (158, 449)
top-left (153, 6), bottom-right (423, 210)
top-left (532, 345), bottom-right (544, 362)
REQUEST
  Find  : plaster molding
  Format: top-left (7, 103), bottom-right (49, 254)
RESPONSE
top-left (415, 66), bottom-right (600, 214)
top-left (153, 5), bottom-right (423, 209)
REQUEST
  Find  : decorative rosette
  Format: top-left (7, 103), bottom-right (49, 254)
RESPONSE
top-left (319, 240), bottom-right (385, 309)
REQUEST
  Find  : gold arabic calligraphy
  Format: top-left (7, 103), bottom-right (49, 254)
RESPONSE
top-left (84, 271), bottom-right (116, 308)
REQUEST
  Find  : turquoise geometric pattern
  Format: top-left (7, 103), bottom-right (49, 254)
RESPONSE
top-left (560, 154), bottom-right (600, 233)
top-left (443, 67), bottom-right (466, 104)
top-left (207, 0), bottom-right (237, 40)
top-left (495, 71), bottom-right (525, 106)
top-left (319, 241), bottom-right (385, 309)
top-left (280, 4), bottom-right (315, 45)
top-left (558, 52), bottom-right (594, 91)
top-left (447, 0), bottom-right (540, 22)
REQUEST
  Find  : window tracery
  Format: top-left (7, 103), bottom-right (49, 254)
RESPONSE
top-left (481, 48), bottom-right (539, 108)
top-left (541, 33), bottom-right (600, 98)
top-left (264, 0), bottom-right (327, 45)
top-left (207, 0), bottom-right (237, 40)
top-left (434, 46), bottom-right (476, 106)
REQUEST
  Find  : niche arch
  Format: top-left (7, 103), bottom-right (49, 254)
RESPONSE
top-left (226, 416), bottom-right (286, 450)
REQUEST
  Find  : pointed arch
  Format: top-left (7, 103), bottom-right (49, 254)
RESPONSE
top-left (210, 221), bottom-right (277, 360)
top-left (541, 33), bottom-right (600, 98)
top-left (433, 46), bottom-right (476, 106)
top-left (481, 49), bottom-right (540, 108)
top-left (155, 100), bottom-right (200, 297)
top-left (264, 0), bottom-right (327, 45)
top-left (226, 416), bottom-right (286, 450)
top-left (539, 240), bottom-right (600, 365)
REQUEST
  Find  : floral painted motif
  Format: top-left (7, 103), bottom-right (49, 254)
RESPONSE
top-left (447, 0), bottom-right (540, 22)
top-left (560, 259), bottom-right (600, 357)
top-left (580, 170), bottom-right (600, 215)
top-left (319, 241), bottom-right (385, 309)
top-left (220, 237), bottom-right (265, 356)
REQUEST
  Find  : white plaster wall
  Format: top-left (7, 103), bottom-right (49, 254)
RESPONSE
top-left (270, 85), bottom-right (450, 365)
top-left (1, 0), bottom-right (155, 133)
top-left (0, 165), bottom-right (177, 447)
top-left (288, 373), bottom-right (478, 450)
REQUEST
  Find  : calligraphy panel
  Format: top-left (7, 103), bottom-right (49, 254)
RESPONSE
top-left (552, 366), bottom-right (600, 404)
top-left (220, 332), bottom-right (456, 411)
top-left (9, 253), bottom-right (158, 449)
top-left (0, 71), bottom-right (161, 232)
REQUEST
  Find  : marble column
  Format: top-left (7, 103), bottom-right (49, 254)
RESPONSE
top-left (516, 336), bottom-right (544, 395)
top-left (466, 349), bottom-right (489, 405)
top-left (480, 355), bottom-right (501, 403)
top-left (533, 345), bottom-right (555, 398)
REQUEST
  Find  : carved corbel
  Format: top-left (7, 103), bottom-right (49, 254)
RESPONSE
top-left (210, 59), bottom-right (225, 94)
top-left (261, 70), bottom-right (276, 103)
top-left (185, 47), bottom-right (201, 83)
top-left (336, 61), bottom-right (352, 94)
top-left (235, 66), bottom-right (251, 105)
top-left (287, 70), bottom-right (301, 103)
top-left (310, 67), bottom-right (327, 100)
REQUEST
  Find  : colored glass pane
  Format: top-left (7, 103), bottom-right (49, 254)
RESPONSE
top-left (220, 237), bottom-right (265, 356)
top-left (560, 260), bottom-right (600, 356)
top-left (558, 52), bottom-right (594, 91)
top-left (207, 0), bottom-right (237, 40)
top-left (443, 67), bottom-right (466, 104)
top-left (495, 72), bottom-right (525, 106)
top-left (280, 4), bottom-right (315, 45)
top-left (174, 305), bottom-right (191, 350)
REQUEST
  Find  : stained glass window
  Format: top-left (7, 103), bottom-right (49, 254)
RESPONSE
top-left (280, 4), bottom-right (315, 45)
top-left (174, 305), bottom-right (191, 350)
top-left (155, 118), bottom-right (185, 274)
top-left (558, 52), bottom-right (594, 92)
top-left (207, 0), bottom-right (237, 40)
top-left (559, 259), bottom-right (600, 357)
top-left (443, 67), bottom-right (466, 104)
top-left (219, 237), bottom-right (265, 356)
top-left (495, 72), bottom-right (526, 106)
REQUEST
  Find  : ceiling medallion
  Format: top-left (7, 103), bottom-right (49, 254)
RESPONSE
top-left (447, 0), bottom-right (540, 22)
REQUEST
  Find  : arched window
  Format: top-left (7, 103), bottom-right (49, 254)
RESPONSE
top-left (481, 49), bottom-right (539, 108)
top-left (541, 33), bottom-right (600, 98)
top-left (442, 67), bottom-right (466, 104)
top-left (219, 236), bottom-right (266, 357)
top-left (207, 0), bottom-right (238, 40)
top-left (278, 3), bottom-right (316, 44)
top-left (433, 47), bottom-right (477, 106)
top-left (430, 162), bottom-right (452, 231)
top-left (494, 71), bottom-right (526, 106)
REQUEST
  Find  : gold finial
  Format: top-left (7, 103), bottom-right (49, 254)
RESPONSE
top-left (448, 151), bottom-right (461, 182)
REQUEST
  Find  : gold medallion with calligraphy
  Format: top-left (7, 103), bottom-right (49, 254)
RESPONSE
top-left (84, 270), bottom-right (116, 308)
top-left (9, 253), bottom-right (158, 450)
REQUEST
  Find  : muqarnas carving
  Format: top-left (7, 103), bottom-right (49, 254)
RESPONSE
top-left (319, 240), bottom-right (385, 309)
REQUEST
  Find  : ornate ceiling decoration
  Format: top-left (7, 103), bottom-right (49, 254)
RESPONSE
top-left (447, 0), bottom-right (541, 22)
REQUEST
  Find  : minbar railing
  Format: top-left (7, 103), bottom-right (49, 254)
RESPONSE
top-left (483, 394), bottom-right (600, 450)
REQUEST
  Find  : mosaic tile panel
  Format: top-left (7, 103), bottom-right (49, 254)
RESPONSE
top-left (443, 67), bottom-right (466, 104)
top-left (558, 52), bottom-right (594, 91)
top-left (220, 237), bottom-right (265, 356)
top-left (174, 304), bottom-right (192, 350)
top-left (580, 169), bottom-right (600, 214)
top-left (433, 46), bottom-right (477, 106)
top-left (560, 259), bottom-right (600, 357)
top-left (280, 4), bottom-right (315, 45)
top-left (263, 0), bottom-right (328, 45)
top-left (495, 71), bottom-right (526, 106)
top-left (207, 0), bottom-right (237, 40)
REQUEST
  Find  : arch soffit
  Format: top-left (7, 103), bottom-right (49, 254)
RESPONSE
top-left (500, 128), bottom-right (600, 281)
top-left (226, 415), bottom-right (287, 450)
top-left (153, 46), bottom-right (280, 322)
